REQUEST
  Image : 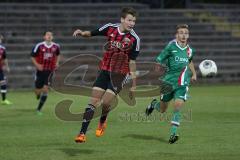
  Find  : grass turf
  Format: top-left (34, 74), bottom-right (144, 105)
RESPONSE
top-left (0, 85), bottom-right (240, 160)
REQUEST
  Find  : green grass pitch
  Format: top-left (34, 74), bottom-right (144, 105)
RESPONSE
top-left (0, 85), bottom-right (240, 160)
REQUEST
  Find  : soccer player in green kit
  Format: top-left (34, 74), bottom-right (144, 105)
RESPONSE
top-left (145, 24), bottom-right (197, 144)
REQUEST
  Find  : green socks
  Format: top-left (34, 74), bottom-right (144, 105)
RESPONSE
top-left (153, 100), bottom-right (181, 136)
top-left (170, 110), bottom-right (181, 135)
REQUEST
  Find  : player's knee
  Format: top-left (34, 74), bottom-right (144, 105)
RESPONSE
top-left (102, 98), bottom-right (111, 107)
top-left (160, 108), bottom-right (167, 113)
top-left (42, 86), bottom-right (49, 93)
top-left (174, 100), bottom-right (184, 110)
top-left (160, 104), bottom-right (167, 113)
top-left (0, 80), bottom-right (6, 85)
top-left (35, 88), bottom-right (41, 93)
top-left (159, 101), bottom-right (168, 113)
top-left (102, 102), bottom-right (111, 114)
top-left (89, 97), bottom-right (101, 107)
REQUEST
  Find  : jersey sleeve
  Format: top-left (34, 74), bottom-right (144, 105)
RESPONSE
top-left (31, 44), bottom-right (40, 57)
top-left (189, 47), bottom-right (194, 62)
top-left (2, 49), bottom-right (6, 59)
top-left (56, 44), bottom-right (60, 56)
top-left (129, 37), bottom-right (140, 60)
top-left (91, 23), bottom-right (111, 36)
top-left (156, 44), bottom-right (171, 64)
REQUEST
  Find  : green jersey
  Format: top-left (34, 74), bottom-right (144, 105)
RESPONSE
top-left (156, 40), bottom-right (194, 89)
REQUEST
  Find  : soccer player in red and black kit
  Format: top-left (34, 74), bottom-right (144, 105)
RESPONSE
top-left (0, 35), bottom-right (12, 105)
top-left (73, 7), bottom-right (140, 143)
top-left (31, 31), bottom-right (60, 115)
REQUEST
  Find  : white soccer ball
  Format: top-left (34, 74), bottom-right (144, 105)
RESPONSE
top-left (199, 60), bottom-right (217, 77)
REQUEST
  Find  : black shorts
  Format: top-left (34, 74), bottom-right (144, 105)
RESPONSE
top-left (35, 70), bottom-right (52, 89)
top-left (0, 70), bottom-right (5, 81)
top-left (93, 70), bottom-right (128, 94)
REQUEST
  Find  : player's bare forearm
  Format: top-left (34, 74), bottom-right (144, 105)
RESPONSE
top-left (4, 59), bottom-right (10, 72)
top-left (3, 59), bottom-right (8, 67)
top-left (189, 61), bottom-right (196, 75)
top-left (189, 61), bottom-right (197, 81)
top-left (3, 59), bottom-right (10, 72)
top-left (80, 31), bottom-right (92, 37)
top-left (56, 55), bottom-right (60, 68)
top-left (73, 29), bottom-right (92, 37)
top-left (129, 60), bottom-right (137, 90)
top-left (31, 57), bottom-right (43, 71)
top-left (31, 57), bottom-right (38, 67)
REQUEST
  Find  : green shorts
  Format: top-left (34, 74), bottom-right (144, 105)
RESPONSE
top-left (160, 86), bottom-right (189, 102)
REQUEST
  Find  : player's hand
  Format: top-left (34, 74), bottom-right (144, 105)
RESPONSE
top-left (154, 63), bottom-right (161, 72)
top-left (154, 63), bottom-right (166, 75)
top-left (56, 63), bottom-right (59, 69)
top-left (36, 64), bottom-right (43, 71)
top-left (6, 66), bottom-right (10, 73)
top-left (3, 66), bottom-right (10, 73)
top-left (191, 74), bottom-right (197, 82)
top-left (73, 29), bottom-right (83, 37)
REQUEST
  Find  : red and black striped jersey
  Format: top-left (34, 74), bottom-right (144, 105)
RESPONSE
top-left (0, 45), bottom-right (6, 70)
top-left (31, 41), bottom-right (60, 71)
top-left (91, 23), bottom-right (140, 74)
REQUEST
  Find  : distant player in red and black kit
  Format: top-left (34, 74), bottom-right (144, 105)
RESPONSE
top-left (73, 7), bottom-right (140, 143)
top-left (0, 35), bottom-right (12, 105)
top-left (31, 31), bottom-right (60, 115)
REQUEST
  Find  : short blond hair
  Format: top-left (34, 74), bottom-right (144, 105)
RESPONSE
top-left (176, 24), bottom-right (189, 32)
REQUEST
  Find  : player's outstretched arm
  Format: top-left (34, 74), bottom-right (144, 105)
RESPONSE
top-left (189, 61), bottom-right (197, 82)
top-left (129, 60), bottom-right (137, 99)
top-left (73, 29), bottom-right (92, 37)
top-left (129, 60), bottom-right (137, 91)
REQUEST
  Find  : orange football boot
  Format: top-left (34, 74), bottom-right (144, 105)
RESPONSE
top-left (95, 120), bottom-right (107, 137)
top-left (75, 133), bottom-right (86, 143)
